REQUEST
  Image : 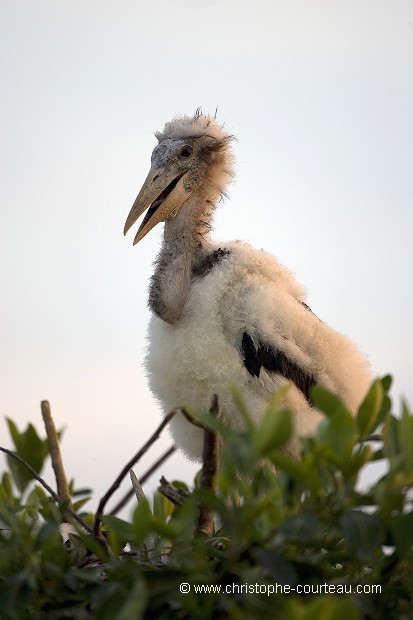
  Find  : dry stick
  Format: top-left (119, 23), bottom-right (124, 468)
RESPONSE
top-left (109, 428), bottom-right (383, 515)
top-left (112, 428), bottom-right (382, 517)
top-left (159, 476), bottom-right (190, 506)
top-left (109, 445), bottom-right (176, 516)
top-left (197, 394), bottom-right (219, 536)
top-left (93, 409), bottom-right (177, 537)
top-left (130, 469), bottom-right (145, 502)
top-left (41, 400), bottom-right (72, 510)
top-left (130, 470), bottom-right (159, 557)
top-left (0, 445), bottom-right (93, 534)
top-left (360, 434), bottom-right (383, 443)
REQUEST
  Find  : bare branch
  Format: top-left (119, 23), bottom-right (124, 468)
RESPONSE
top-left (359, 433), bottom-right (383, 443)
top-left (130, 470), bottom-right (159, 557)
top-left (197, 394), bottom-right (219, 536)
top-left (109, 445), bottom-right (176, 516)
top-left (159, 476), bottom-right (190, 506)
top-left (130, 469), bottom-right (145, 502)
top-left (93, 408), bottom-right (177, 537)
top-left (0, 445), bottom-right (92, 534)
top-left (140, 445), bottom-right (177, 486)
top-left (179, 407), bottom-right (205, 428)
top-left (41, 400), bottom-right (72, 509)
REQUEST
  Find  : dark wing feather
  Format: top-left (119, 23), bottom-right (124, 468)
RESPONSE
top-left (241, 332), bottom-right (261, 377)
top-left (192, 248), bottom-right (231, 278)
top-left (241, 332), bottom-right (316, 403)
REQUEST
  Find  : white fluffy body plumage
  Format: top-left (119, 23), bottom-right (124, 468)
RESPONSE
top-left (147, 241), bottom-right (371, 460)
top-left (125, 112), bottom-right (371, 461)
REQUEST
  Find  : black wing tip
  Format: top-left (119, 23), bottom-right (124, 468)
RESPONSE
top-left (241, 332), bottom-right (261, 377)
top-left (241, 331), bottom-right (316, 403)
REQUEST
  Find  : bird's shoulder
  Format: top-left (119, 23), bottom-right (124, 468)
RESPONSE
top-left (192, 240), bottom-right (307, 304)
top-left (188, 241), bottom-right (316, 354)
top-left (192, 247), bottom-right (232, 278)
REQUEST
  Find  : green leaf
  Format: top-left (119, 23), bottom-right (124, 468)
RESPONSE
top-left (132, 496), bottom-right (177, 544)
top-left (357, 380), bottom-right (383, 438)
top-left (278, 514), bottom-right (320, 543)
top-left (0, 473), bottom-right (15, 503)
top-left (5, 418), bottom-right (48, 494)
top-left (252, 548), bottom-right (297, 585)
top-left (340, 510), bottom-right (385, 563)
top-left (222, 432), bottom-right (256, 477)
top-left (102, 515), bottom-right (135, 556)
top-left (253, 408), bottom-right (293, 456)
top-left (316, 408), bottom-right (357, 462)
top-left (381, 375), bottom-right (392, 392)
top-left (287, 596), bottom-right (362, 620)
top-left (399, 402), bottom-right (413, 473)
top-left (374, 479), bottom-right (404, 515)
top-left (182, 408), bottom-right (232, 438)
top-left (264, 382), bottom-right (292, 413)
top-left (383, 414), bottom-right (400, 464)
top-left (390, 511), bottom-right (413, 559)
top-left (373, 395), bottom-right (391, 434)
top-left (35, 520), bottom-right (60, 547)
top-left (77, 531), bottom-right (110, 562)
top-left (269, 452), bottom-right (304, 479)
top-left (72, 497), bottom-right (91, 512)
top-left (346, 444), bottom-right (373, 476)
top-left (368, 376), bottom-right (392, 434)
top-left (116, 579), bottom-right (148, 620)
top-left (311, 386), bottom-right (349, 418)
top-left (27, 485), bottom-right (48, 509)
top-left (230, 384), bottom-right (256, 433)
top-left (153, 489), bottom-right (175, 523)
top-left (102, 515), bottom-right (135, 542)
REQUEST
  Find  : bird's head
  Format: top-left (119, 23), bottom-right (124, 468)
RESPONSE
top-left (124, 110), bottom-right (234, 245)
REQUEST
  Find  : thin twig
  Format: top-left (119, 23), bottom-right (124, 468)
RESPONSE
top-left (130, 469), bottom-right (145, 502)
top-left (359, 433), bottom-right (383, 443)
top-left (179, 407), bottom-right (205, 429)
top-left (197, 395), bottom-right (219, 536)
top-left (130, 470), bottom-right (159, 558)
top-left (109, 445), bottom-right (176, 516)
top-left (159, 476), bottom-right (190, 506)
top-left (0, 446), bottom-right (92, 534)
top-left (41, 400), bottom-right (72, 509)
top-left (93, 409), bottom-right (177, 536)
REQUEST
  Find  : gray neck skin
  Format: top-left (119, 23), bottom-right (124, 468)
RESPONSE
top-left (148, 188), bottom-right (216, 325)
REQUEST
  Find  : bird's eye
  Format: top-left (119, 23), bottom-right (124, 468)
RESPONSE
top-left (180, 146), bottom-right (193, 158)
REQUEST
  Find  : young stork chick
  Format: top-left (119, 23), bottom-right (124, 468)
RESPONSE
top-left (124, 111), bottom-right (371, 460)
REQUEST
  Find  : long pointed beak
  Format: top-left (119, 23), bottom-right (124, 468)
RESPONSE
top-left (124, 165), bottom-right (192, 245)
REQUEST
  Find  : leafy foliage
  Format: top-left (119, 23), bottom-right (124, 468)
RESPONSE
top-left (0, 377), bottom-right (412, 619)
top-left (5, 418), bottom-right (49, 494)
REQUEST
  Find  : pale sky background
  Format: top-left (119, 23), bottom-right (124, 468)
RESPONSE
top-left (1, 1), bottom-right (412, 516)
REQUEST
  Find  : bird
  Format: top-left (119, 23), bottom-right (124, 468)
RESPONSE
top-left (124, 110), bottom-right (371, 460)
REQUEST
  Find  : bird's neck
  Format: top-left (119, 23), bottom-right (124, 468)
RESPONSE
top-left (148, 188), bottom-right (218, 325)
